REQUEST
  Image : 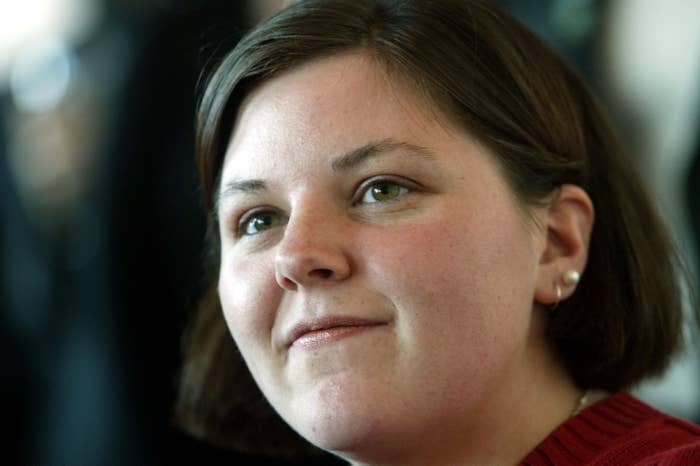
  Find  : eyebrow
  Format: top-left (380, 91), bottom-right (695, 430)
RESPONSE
top-left (217, 179), bottom-right (267, 213)
top-left (220, 179), bottom-right (267, 197)
top-left (216, 138), bottom-right (436, 208)
top-left (330, 138), bottom-right (436, 171)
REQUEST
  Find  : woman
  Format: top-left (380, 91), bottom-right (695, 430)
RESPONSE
top-left (176, 1), bottom-right (700, 464)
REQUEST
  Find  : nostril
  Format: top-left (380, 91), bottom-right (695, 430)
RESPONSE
top-left (310, 268), bottom-right (333, 279)
top-left (280, 276), bottom-right (298, 290)
top-left (274, 244), bottom-right (352, 289)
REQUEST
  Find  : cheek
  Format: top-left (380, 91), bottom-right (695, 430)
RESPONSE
top-left (361, 202), bottom-right (538, 359)
top-left (364, 208), bottom-right (533, 303)
top-left (217, 254), bottom-right (280, 360)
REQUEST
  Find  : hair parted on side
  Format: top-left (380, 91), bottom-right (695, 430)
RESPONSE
top-left (176, 0), bottom-right (697, 456)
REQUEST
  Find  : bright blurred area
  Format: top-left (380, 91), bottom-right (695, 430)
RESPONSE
top-left (1, 0), bottom-right (699, 464)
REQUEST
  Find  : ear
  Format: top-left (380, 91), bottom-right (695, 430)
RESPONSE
top-left (534, 184), bottom-right (594, 307)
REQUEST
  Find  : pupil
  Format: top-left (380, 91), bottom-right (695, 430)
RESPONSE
top-left (374, 183), bottom-right (397, 200)
top-left (255, 215), bottom-right (273, 230)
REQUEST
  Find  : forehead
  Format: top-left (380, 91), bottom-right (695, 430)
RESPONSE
top-left (240, 52), bottom-right (403, 121)
top-left (221, 52), bottom-right (450, 176)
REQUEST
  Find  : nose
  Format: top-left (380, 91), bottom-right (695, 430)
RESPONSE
top-left (274, 207), bottom-right (352, 291)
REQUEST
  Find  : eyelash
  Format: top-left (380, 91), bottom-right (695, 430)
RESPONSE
top-left (235, 176), bottom-right (416, 237)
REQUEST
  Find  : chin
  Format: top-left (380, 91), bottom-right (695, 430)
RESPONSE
top-left (280, 376), bottom-right (396, 457)
top-left (302, 411), bottom-right (381, 453)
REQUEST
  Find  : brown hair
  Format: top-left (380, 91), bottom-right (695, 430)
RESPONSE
top-left (176, 0), bottom-right (697, 456)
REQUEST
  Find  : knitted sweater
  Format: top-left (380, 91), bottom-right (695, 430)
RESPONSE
top-left (521, 391), bottom-right (700, 465)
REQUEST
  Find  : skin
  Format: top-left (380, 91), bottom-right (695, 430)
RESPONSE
top-left (216, 53), bottom-right (594, 465)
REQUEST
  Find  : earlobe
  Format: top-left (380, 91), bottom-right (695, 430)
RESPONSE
top-left (534, 184), bottom-right (594, 307)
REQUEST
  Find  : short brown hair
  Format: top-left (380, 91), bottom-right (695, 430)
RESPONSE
top-left (176, 0), bottom-right (696, 456)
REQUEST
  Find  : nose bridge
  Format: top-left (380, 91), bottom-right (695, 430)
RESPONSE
top-left (274, 199), bottom-right (352, 290)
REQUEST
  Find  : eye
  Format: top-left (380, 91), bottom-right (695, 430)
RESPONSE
top-left (239, 210), bottom-right (284, 236)
top-left (360, 180), bottom-right (410, 204)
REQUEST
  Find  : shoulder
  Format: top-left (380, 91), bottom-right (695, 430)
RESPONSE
top-left (522, 391), bottom-right (700, 465)
top-left (604, 393), bottom-right (700, 465)
top-left (636, 442), bottom-right (700, 465)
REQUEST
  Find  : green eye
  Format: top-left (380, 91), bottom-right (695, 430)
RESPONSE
top-left (361, 181), bottom-right (409, 204)
top-left (241, 211), bottom-right (283, 235)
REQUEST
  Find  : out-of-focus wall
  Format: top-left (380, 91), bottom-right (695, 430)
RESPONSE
top-left (602, 0), bottom-right (700, 420)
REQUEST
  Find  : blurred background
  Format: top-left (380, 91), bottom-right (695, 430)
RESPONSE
top-left (1, 0), bottom-right (698, 464)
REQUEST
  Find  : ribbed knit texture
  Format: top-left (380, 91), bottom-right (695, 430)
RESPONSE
top-left (521, 391), bottom-right (700, 465)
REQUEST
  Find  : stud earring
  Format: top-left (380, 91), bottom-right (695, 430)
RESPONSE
top-left (551, 270), bottom-right (581, 310)
top-left (563, 270), bottom-right (580, 286)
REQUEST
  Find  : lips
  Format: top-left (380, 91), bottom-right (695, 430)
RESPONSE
top-left (286, 316), bottom-right (387, 349)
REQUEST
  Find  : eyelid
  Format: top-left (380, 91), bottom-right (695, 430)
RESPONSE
top-left (352, 175), bottom-right (420, 205)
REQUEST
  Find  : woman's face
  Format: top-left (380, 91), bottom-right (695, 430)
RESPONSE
top-left (217, 53), bottom-right (550, 459)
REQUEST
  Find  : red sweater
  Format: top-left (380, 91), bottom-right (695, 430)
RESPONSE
top-left (521, 391), bottom-right (700, 465)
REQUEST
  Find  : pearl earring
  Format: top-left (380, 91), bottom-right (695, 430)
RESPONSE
top-left (551, 270), bottom-right (580, 310)
top-left (563, 270), bottom-right (580, 286)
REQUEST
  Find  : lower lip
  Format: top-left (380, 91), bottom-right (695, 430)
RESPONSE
top-left (292, 324), bottom-right (385, 350)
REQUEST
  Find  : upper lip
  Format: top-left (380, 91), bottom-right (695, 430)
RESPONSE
top-left (285, 315), bottom-right (387, 348)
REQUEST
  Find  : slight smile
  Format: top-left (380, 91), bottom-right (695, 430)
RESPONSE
top-left (287, 316), bottom-right (388, 350)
